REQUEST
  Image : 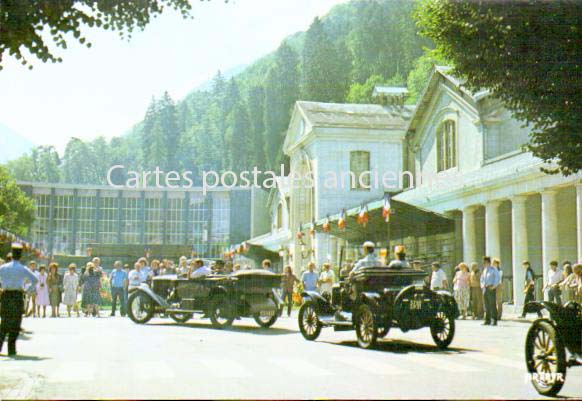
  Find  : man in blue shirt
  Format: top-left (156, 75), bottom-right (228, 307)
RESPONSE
top-left (480, 256), bottom-right (501, 326)
top-left (0, 243), bottom-right (38, 356)
top-left (109, 260), bottom-right (128, 317)
top-left (301, 262), bottom-right (319, 292)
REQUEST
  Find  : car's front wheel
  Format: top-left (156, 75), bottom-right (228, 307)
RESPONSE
top-left (355, 304), bottom-right (378, 349)
top-left (127, 291), bottom-right (154, 324)
top-left (254, 311), bottom-right (278, 328)
top-left (170, 313), bottom-right (192, 324)
top-left (209, 294), bottom-right (235, 329)
top-left (298, 301), bottom-right (322, 341)
top-left (430, 308), bottom-right (455, 349)
top-left (525, 320), bottom-right (567, 396)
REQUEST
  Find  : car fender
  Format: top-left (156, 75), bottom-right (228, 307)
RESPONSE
top-left (134, 284), bottom-right (170, 308)
top-left (434, 290), bottom-right (459, 318)
top-left (209, 285), bottom-right (229, 299)
top-left (301, 291), bottom-right (334, 314)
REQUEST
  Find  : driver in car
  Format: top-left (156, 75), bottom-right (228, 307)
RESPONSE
top-left (350, 241), bottom-right (383, 277)
top-left (388, 245), bottom-right (410, 269)
top-left (187, 259), bottom-right (211, 279)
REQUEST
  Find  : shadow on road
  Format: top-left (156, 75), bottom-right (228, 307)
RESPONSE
top-left (0, 354), bottom-right (49, 361)
top-left (322, 338), bottom-right (474, 354)
top-left (148, 321), bottom-right (297, 335)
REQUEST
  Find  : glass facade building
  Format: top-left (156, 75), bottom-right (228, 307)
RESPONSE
top-left (18, 183), bottom-right (257, 258)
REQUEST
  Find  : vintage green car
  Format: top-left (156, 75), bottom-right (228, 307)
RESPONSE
top-left (298, 265), bottom-right (459, 349)
top-left (127, 269), bottom-right (284, 329)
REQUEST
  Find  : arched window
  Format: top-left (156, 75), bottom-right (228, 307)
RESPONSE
top-left (437, 120), bottom-right (457, 172)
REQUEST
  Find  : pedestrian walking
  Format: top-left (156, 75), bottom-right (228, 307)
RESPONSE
top-left (570, 263), bottom-right (582, 303)
top-left (301, 262), bottom-right (319, 292)
top-left (281, 265), bottom-right (299, 317)
top-left (36, 265), bottom-right (49, 318)
top-left (109, 261), bottom-right (128, 317)
top-left (480, 256), bottom-right (501, 326)
top-left (63, 263), bottom-right (80, 317)
top-left (24, 261), bottom-right (38, 317)
top-left (81, 262), bottom-right (101, 317)
top-left (453, 263), bottom-right (470, 319)
top-left (521, 260), bottom-right (541, 318)
top-left (560, 263), bottom-right (575, 303)
top-left (492, 258), bottom-right (503, 320)
top-left (0, 243), bottom-right (38, 356)
top-left (430, 262), bottom-right (449, 291)
top-left (545, 261), bottom-right (563, 304)
top-left (469, 262), bottom-right (483, 319)
top-left (318, 262), bottom-right (335, 296)
top-left (48, 262), bottom-right (62, 318)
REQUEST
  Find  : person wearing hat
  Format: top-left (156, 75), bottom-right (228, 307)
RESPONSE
top-left (0, 243), bottom-right (38, 356)
top-left (351, 241), bottom-right (382, 276)
top-left (388, 245), bottom-right (410, 269)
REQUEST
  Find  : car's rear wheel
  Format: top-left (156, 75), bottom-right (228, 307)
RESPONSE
top-left (355, 304), bottom-right (378, 349)
top-left (298, 301), bottom-right (322, 341)
top-left (128, 291), bottom-right (154, 324)
top-left (209, 294), bottom-right (234, 329)
top-left (430, 309), bottom-right (455, 349)
top-left (254, 311), bottom-right (278, 328)
top-left (525, 320), bottom-right (566, 396)
top-left (170, 313), bottom-right (192, 324)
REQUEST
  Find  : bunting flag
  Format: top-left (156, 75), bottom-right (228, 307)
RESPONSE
top-left (382, 194), bottom-right (392, 222)
top-left (309, 219), bottom-right (316, 236)
top-left (296, 224), bottom-right (304, 240)
top-left (338, 209), bottom-right (347, 230)
top-left (357, 205), bottom-right (369, 227)
top-left (322, 216), bottom-right (330, 233)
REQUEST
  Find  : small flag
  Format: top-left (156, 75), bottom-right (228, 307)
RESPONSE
top-left (357, 205), bottom-right (369, 226)
top-left (338, 209), bottom-right (346, 230)
top-left (382, 194), bottom-right (392, 222)
top-left (322, 216), bottom-right (330, 232)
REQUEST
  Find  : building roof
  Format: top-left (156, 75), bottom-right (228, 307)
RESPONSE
top-left (372, 86), bottom-right (409, 96)
top-left (296, 101), bottom-right (415, 131)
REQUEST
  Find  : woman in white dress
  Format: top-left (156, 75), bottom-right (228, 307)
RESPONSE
top-left (36, 265), bottom-right (50, 318)
top-left (63, 263), bottom-right (80, 317)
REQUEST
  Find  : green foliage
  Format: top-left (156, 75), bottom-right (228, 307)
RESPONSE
top-left (5, 0), bottom-right (439, 184)
top-left (0, 0), bottom-right (192, 70)
top-left (0, 165), bottom-right (35, 236)
top-left (415, 0), bottom-right (582, 175)
top-left (406, 49), bottom-right (449, 104)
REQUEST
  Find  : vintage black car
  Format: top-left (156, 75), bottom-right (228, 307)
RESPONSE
top-left (524, 300), bottom-right (582, 396)
top-left (127, 269), bottom-right (284, 329)
top-left (298, 265), bottom-right (459, 349)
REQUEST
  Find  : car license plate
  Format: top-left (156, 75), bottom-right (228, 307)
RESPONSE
top-left (260, 310), bottom-right (275, 317)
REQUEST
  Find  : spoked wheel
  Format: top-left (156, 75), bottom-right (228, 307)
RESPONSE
top-left (127, 291), bottom-right (154, 324)
top-left (170, 313), bottom-right (192, 324)
top-left (209, 294), bottom-right (234, 329)
top-left (430, 309), bottom-right (455, 349)
top-left (355, 304), bottom-right (377, 349)
top-left (298, 301), bottom-right (322, 341)
top-left (525, 320), bottom-right (567, 396)
top-left (254, 311), bottom-right (278, 328)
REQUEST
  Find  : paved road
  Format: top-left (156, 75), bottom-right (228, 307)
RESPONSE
top-left (1, 313), bottom-right (581, 399)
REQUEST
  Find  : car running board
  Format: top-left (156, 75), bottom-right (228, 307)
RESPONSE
top-left (319, 316), bottom-right (353, 327)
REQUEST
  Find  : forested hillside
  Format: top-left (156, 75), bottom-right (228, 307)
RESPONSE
top-left (5, 0), bottom-right (441, 186)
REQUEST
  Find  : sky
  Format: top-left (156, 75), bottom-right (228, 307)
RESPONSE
top-left (0, 0), bottom-right (349, 155)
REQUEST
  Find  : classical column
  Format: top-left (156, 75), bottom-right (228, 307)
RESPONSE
top-left (576, 183), bottom-right (582, 261)
top-left (541, 190), bottom-right (559, 288)
top-left (511, 195), bottom-right (528, 307)
top-left (485, 200), bottom-right (502, 259)
top-left (462, 205), bottom-right (479, 264)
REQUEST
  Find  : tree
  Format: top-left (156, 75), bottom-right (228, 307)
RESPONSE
top-left (225, 102), bottom-right (253, 172)
top-left (263, 41), bottom-right (300, 170)
top-left (246, 86), bottom-right (267, 169)
top-left (62, 137), bottom-right (96, 184)
top-left (158, 91), bottom-right (179, 171)
top-left (406, 49), bottom-right (449, 104)
top-left (0, 0), bottom-right (192, 70)
top-left (415, 0), bottom-right (582, 175)
top-left (30, 146), bottom-right (61, 183)
top-left (301, 17), bottom-right (349, 103)
top-left (4, 154), bottom-right (35, 181)
top-left (0, 165), bottom-right (35, 236)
